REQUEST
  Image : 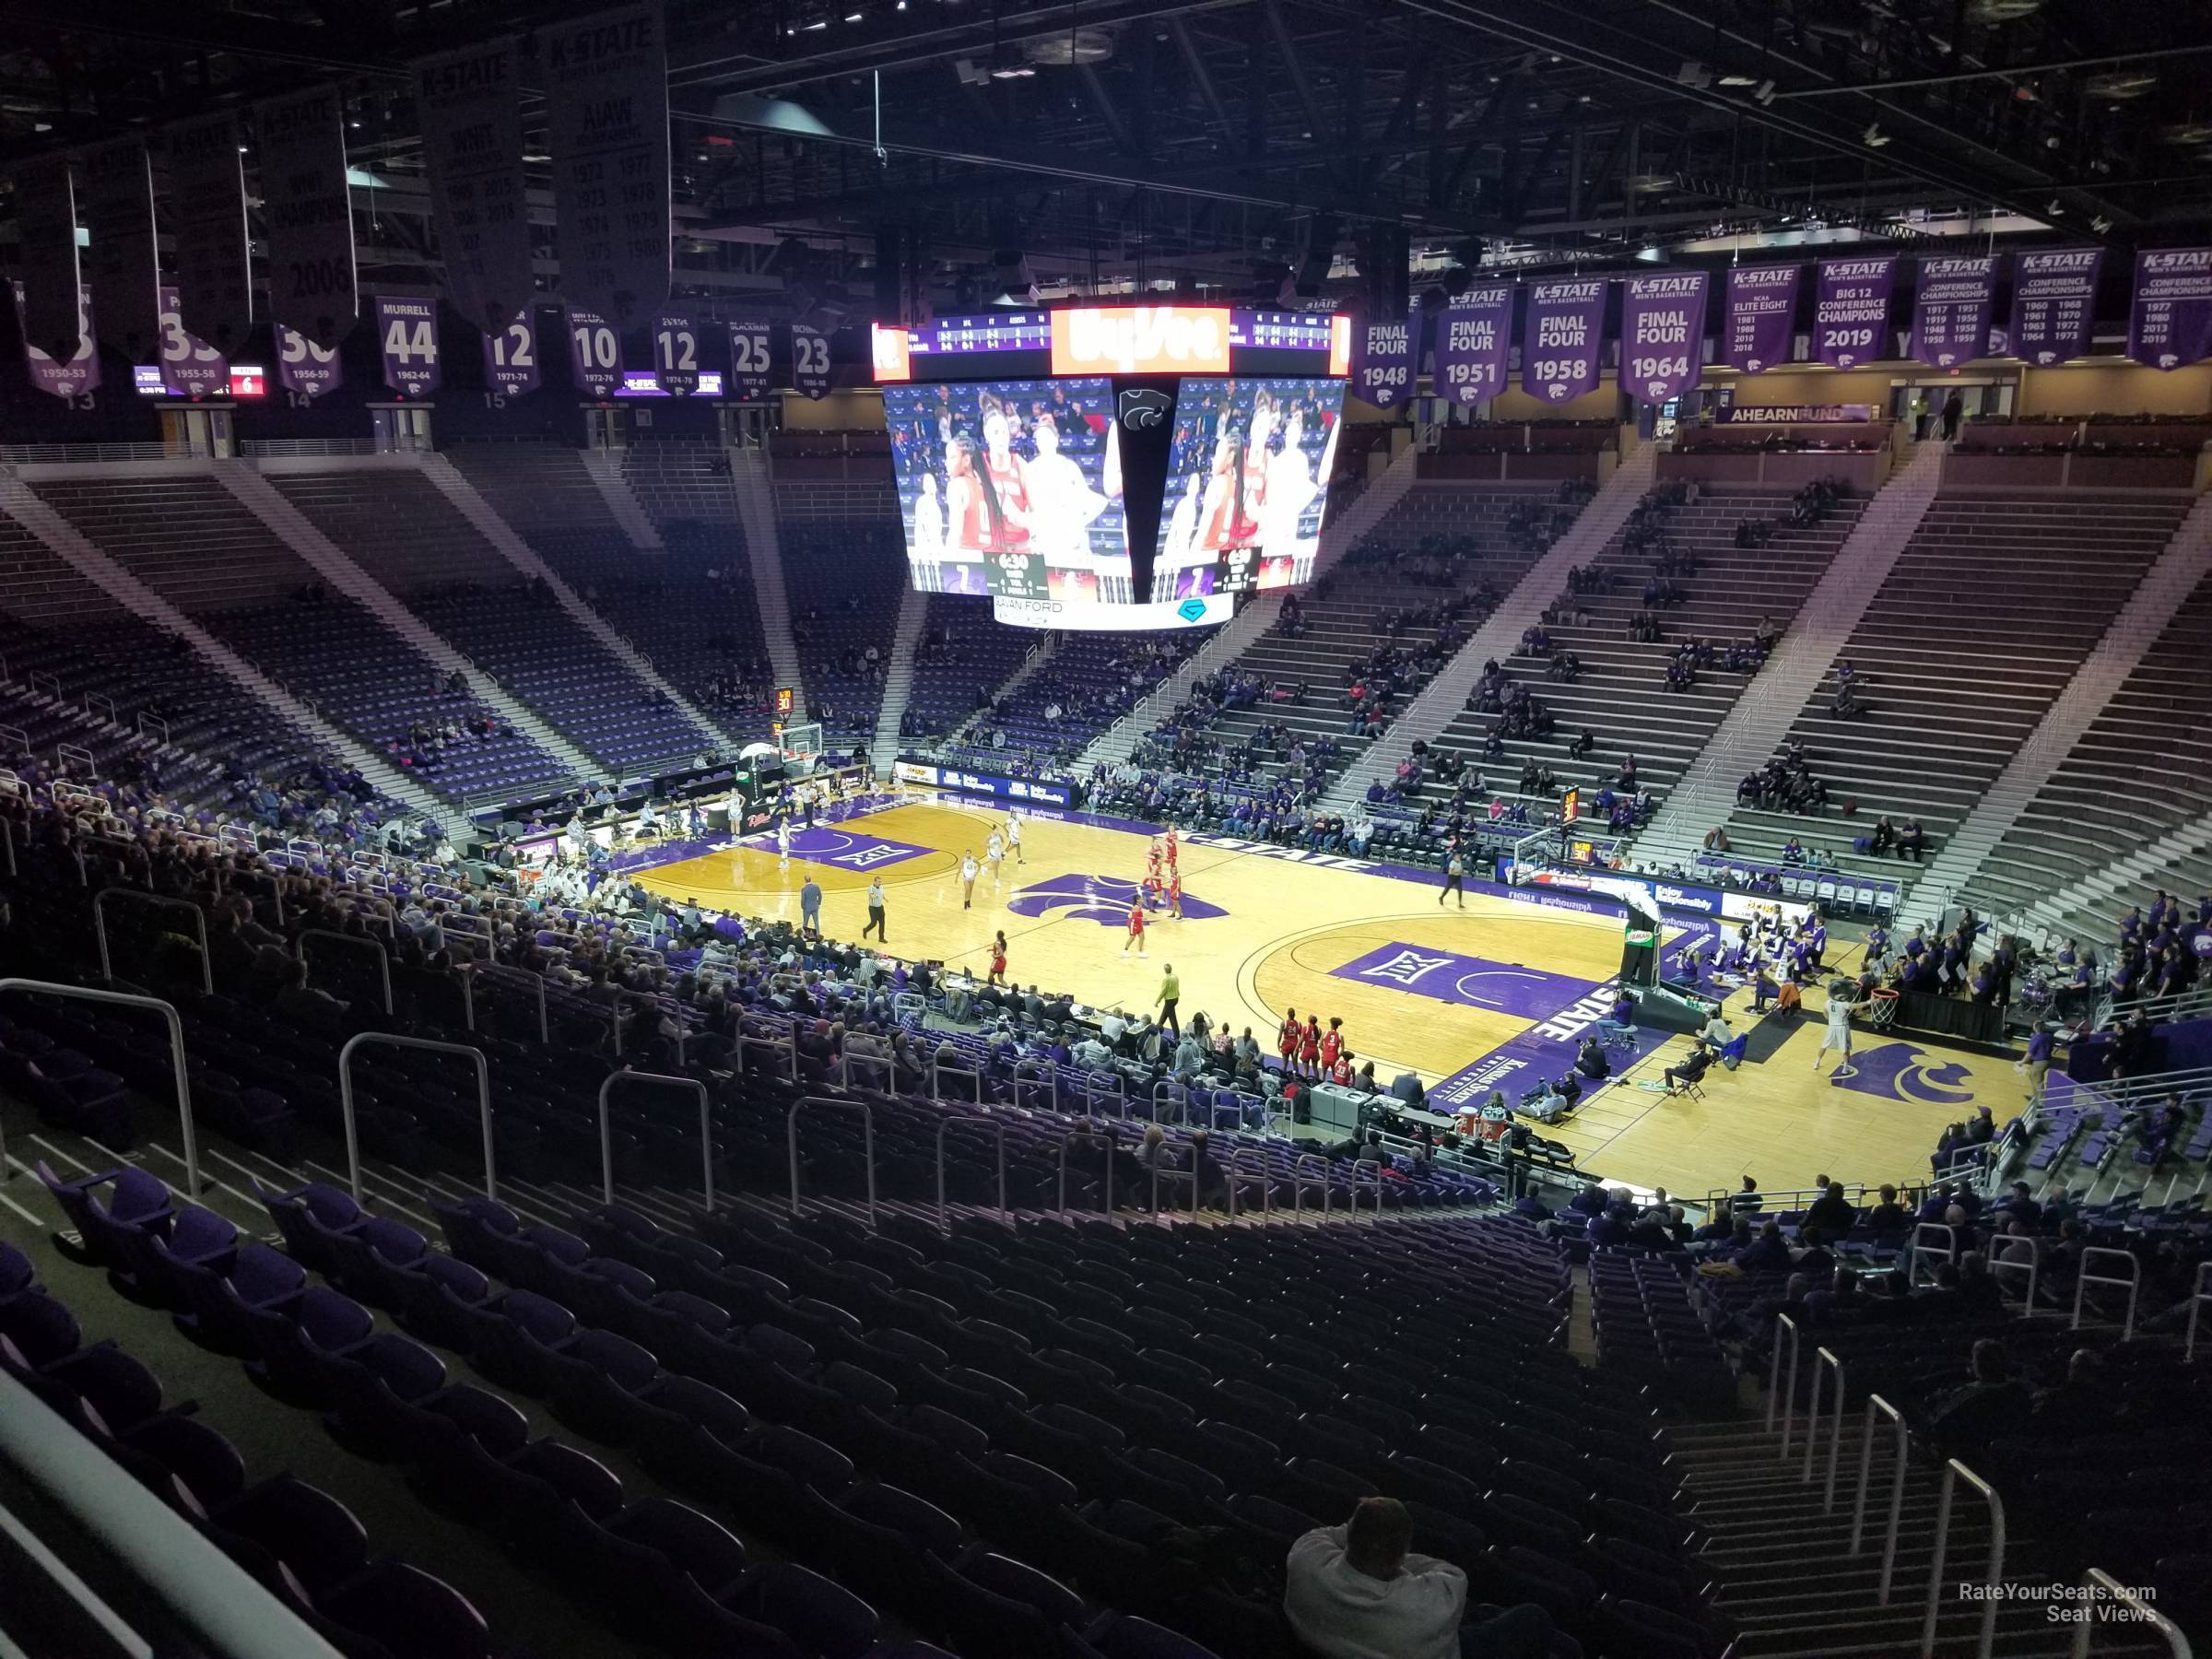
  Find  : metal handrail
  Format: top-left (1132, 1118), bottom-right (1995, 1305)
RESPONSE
top-left (300, 928), bottom-right (393, 1016)
top-left (928, 1052), bottom-right (983, 1106)
top-left (599, 1070), bottom-right (713, 1212)
top-left (1226, 1146), bottom-right (1272, 1225)
top-left (787, 1097), bottom-right (877, 1228)
top-left (337, 1033), bottom-right (494, 1206)
top-left (1909, 1221), bottom-right (1957, 1287)
top-left (0, 815), bottom-right (16, 878)
top-left (2187, 1261), bottom-right (2212, 1362)
top-left (735, 1018), bottom-right (799, 1085)
top-left (1769, 1311), bottom-right (1802, 1452)
top-left (841, 1034), bottom-right (894, 1092)
top-left (0, 979), bottom-right (195, 1198)
top-left (1057, 1128), bottom-right (1115, 1218)
top-left (1150, 1152), bottom-right (1197, 1218)
top-left (2071, 1568), bottom-right (2193, 1658)
top-left (612, 989), bottom-right (684, 1066)
top-left (1346, 1160), bottom-right (1383, 1222)
top-left (477, 963), bottom-right (548, 1042)
top-left (2072, 1245), bottom-right (2141, 1339)
top-left (1082, 1069), bottom-right (1127, 1118)
top-left (88, 834), bottom-right (153, 888)
top-left (1989, 1241), bottom-right (2041, 1316)
top-left (1923, 1459), bottom-right (2006, 1659)
top-left (93, 887), bottom-right (211, 996)
top-left (1013, 1060), bottom-right (1058, 1114)
top-left (934, 1116), bottom-right (1008, 1232)
top-left (1806, 1347), bottom-right (1845, 1509)
top-left (1291, 1152), bottom-right (1332, 1223)
top-left (1851, 1394), bottom-right (1911, 1605)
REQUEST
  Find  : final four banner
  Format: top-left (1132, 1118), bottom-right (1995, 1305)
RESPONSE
top-left (1722, 265), bottom-right (1798, 373)
top-left (726, 321), bottom-right (772, 401)
top-left (375, 295), bottom-right (442, 396)
top-left (2129, 249), bottom-right (2212, 371)
top-left (1812, 256), bottom-right (1895, 370)
top-left (253, 86), bottom-right (359, 349)
top-left (1620, 271), bottom-right (1708, 405)
top-left (2010, 248), bottom-right (2102, 367)
top-left (1522, 277), bottom-right (1606, 404)
top-left (790, 323), bottom-right (832, 400)
top-left (1350, 314), bottom-right (1416, 407)
top-left (1911, 255), bottom-right (1996, 369)
top-left (1432, 286), bottom-right (1512, 406)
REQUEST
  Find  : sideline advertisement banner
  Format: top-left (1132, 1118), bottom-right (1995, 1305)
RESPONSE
top-left (892, 761), bottom-right (1077, 808)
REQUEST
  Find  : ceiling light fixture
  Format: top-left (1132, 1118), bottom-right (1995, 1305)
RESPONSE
top-left (1862, 123), bottom-right (1890, 147)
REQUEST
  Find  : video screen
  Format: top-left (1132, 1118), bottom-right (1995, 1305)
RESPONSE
top-left (1149, 376), bottom-right (1345, 601)
top-left (884, 378), bottom-right (1131, 603)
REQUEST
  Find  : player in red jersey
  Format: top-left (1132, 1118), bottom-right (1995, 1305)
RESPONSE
top-left (1298, 1015), bottom-right (1323, 1079)
top-left (1122, 900), bottom-right (1148, 959)
top-left (1320, 1017), bottom-right (1344, 1074)
top-left (987, 930), bottom-right (1008, 988)
top-left (1166, 868), bottom-right (1183, 919)
top-left (1278, 1006), bottom-right (1301, 1065)
top-left (1147, 840), bottom-right (1164, 883)
top-left (1164, 824), bottom-right (1180, 870)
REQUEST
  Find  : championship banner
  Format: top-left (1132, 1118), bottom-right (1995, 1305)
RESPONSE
top-left (157, 285), bottom-right (228, 397)
top-left (545, 3), bottom-right (671, 328)
top-left (1349, 314), bottom-right (1415, 408)
top-left (415, 40), bottom-right (533, 334)
top-left (1812, 256), bottom-right (1895, 370)
top-left (726, 321), bottom-right (772, 401)
top-left (253, 86), bottom-right (359, 348)
top-left (1911, 255), bottom-right (1996, 369)
top-left (1620, 271), bottom-right (1708, 405)
top-left (77, 139), bottom-right (162, 364)
top-left (11, 281), bottom-right (100, 401)
top-left (13, 155), bottom-right (84, 363)
top-left (276, 324), bottom-right (344, 400)
top-left (566, 305), bottom-right (623, 396)
top-left (2010, 249), bottom-right (2102, 367)
top-left (1522, 277), bottom-right (1606, 403)
top-left (652, 311), bottom-right (700, 394)
top-left (375, 295), bottom-right (442, 396)
top-left (482, 308), bottom-right (540, 396)
top-left (1432, 285), bottom-right (1512, 406)
top-left (2129, 249), bottom-right (2212, 371)
top-left (1722, 265), bottom-right (1798, 373)
top-left (167, 112), bottom-right (256, 356)
top-left (790, 323), bottom-right (832, 399)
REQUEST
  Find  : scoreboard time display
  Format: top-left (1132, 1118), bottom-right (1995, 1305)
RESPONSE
top-left (872, 305), bottom-right (1349, 384)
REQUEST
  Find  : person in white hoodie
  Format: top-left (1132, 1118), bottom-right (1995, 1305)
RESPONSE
top-left (1284, 1499), bottom-right (1559, 1659)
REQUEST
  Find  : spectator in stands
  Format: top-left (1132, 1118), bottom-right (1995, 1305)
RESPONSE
top-left (1284, 1498), bottom-right (1560, 1659)
top-left (1735, 1220), bottom-right (1792, 1273)
top-left (1898, 818), bottom-right (1926, 862)
top-left (1804, 1182), bottom-right (1858, 1237)
top-left (1940, 389), bottom-right (1965, 441)
top-left (1925, 1338), bottom-right (2033, 1460)
top-left (2031, 1349), bottom-right (2110, 1438)
top-left (1865, 1184), bottom-right (1910, 1234)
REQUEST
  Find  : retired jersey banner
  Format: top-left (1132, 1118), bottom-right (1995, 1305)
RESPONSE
top-left (375, 295), bottom-right (442, 396)
top-left (1523, 277), bottom-right (1606, 404)
top-left (276, 324), bottom-right (344, 400)
top-left (77, 139), bottom-right (162, 364)
top-left (789, 323), bottom-right (832, 399)
top-left (2129, 249), bottom-right (2212, 371)
top-left (1621, 272), bottom-right (1708, 405)
top-left (1432, 286), bottom-right (1512, 406)
top-left (415, 39), bottom-right (534, 334)
top-left (545, 3), bottom-right (671, 328)
top-left (13, 155), bottom-right (85, 363)
top-left (1812, 256), bottom-right (1895, 370)
top-left (167, 112), bottom-right (256, 356)
top-left (157, 285), bottom-right (228, 397)
top-left (726, 321), bottom-right (772, 401)
top-left (482, 309), bottom-right (540, 396)
top-left (2010, 248), bottom-right (2102, 367)
top-left (253, 86), bottom-right (359, 347)
top-left (11, 281), bottom-right (99, 401)
top-left (1349, 314), bottom-right (1416, 408)
top-left (1911, 255), bottom-right (1996, 369)
top-left (1722, 265), bottom-right (1799, 373)
top-left (566, 305), bottom-right (623, 396)
top-left (652, 311), bottom-right (701, 394)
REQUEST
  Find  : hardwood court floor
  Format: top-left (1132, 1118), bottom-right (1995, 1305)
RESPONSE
top-left (631, 791), bottom-right (2022, 1200)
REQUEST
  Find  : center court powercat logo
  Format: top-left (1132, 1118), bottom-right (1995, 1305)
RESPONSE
top-left (1828, 1040), bottom-right (1973, 1106)
top-left (1006, 874), bottom-right (1228, 926)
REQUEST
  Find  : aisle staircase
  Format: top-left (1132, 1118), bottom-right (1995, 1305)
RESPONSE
top-left (868, 582), bottom-right (932, 771)
top-left (729, 451), bottom-right (808, 724)
top-left (2015, 800), bottom-right (2212, 946)
top-left (577, 447), bottom-right (665, 551)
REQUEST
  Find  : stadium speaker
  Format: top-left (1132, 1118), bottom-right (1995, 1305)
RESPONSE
top-left (1252, 260), bottom-right (1296, 306)
top-left (1295, 213), bottom-right (1341, 297)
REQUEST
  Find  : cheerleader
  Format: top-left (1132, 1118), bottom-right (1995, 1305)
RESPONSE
top-left (1166, 867), bottom-right (1183, 920)
top-left (1122, 900), bottom-right (1148, 959)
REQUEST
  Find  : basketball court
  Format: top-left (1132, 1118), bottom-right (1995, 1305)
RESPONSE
top-left (627, 788), bottom-right (2016, 1199)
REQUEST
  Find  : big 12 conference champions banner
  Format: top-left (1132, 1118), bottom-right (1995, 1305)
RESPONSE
top-left (1812, 255), bottom-right (1895, 370)
top-left (1722, 265), bottom-right (1797, 374)
top-left (1432, 285), bottom-right (1512, 406)
top-left (1620, 272), bottom-right (1708, 404)
top-left (376, 295), bottom-right (442, 396)
top-left (2129, 249), bottom-right (2212, 371)
top-left (1523, 278), bottom-right (1606, 403)
top-left (1350, 315), bottom-right (1415, 408)
top-left (253, 86), bottom-right (359, 349)
top-left (2011, 248), bottom-right (2102, 367)
top-left (1911, 255), bottom-right (1996, 369)
top-left (545, 3), bottom-right (671, 329)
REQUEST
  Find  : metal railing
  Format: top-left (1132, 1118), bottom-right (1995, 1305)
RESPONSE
top-left (934, 1116), bottom-right (1008, 1232)
top-left (2070, 1569), bottom-right (2192, 1658)
top-left (598, 1070), bottom-right (712, 1212)
top-left (1850, 1394), bottom-right (1912, 1605)
top-left (300, 928), bottom-right (392, 1016)
top-left (786, 1097), bottom-right (876, 1227)
top-left (841, 1034), bottom-right (894, 1092)
top-left (1081, 1070), bottom-right (1127, 1118)
top-left (337, 1033), bottom-right (494, 1206)
top-left (1768, 1311), bottom-right (1802, 1452)
top-left (92, 888), bottom-right (210, 995)
top-left (1909, 1221), bottom-right (1958, 1287)
top-left (735, 1017), bottom-right (798, 1085)
top-left (1923, 1459), bottom-right (2006, 1659)
top-left (475, 963), bottom-right (548, 1042)
top-left (0, 979), bottom-right (196, 1198)
top-left (2188, 1261), bottom-right (2212, 1362)
top-left (1226, 1146), bottom-right (1273, 1225)
top-left (928, 1052), bottom-right (983, 1106)
top-left (1806, 1347), bottom-right (1846, 1507)
top-left (1346, 1160), bottom-right (1382, 1222)
top-left (1058, 1129), bottom-right (1115, 1218)
top-left (2073, 1245), bottom-right (2141, 1339)
top-left (1291, 1152), bottom-right (1333, 1222)
top-left (1990, 1241), bottom-right (2042, 1317)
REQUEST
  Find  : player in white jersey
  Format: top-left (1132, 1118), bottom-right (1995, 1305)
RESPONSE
top-left (959, 850), bottom-right (980, 910)
top-left (1815, 983), bottom-right (1856, 1076)
top-left (776, 818), bottom-right (792, 869)
top-left (1006, 810), bottom-right (1024, 865)
top-left (985, 830), bottom-right (1005, 883)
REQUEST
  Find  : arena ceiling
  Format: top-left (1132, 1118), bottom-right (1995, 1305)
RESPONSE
top-left (4, 0), bottom-right (2212, 312)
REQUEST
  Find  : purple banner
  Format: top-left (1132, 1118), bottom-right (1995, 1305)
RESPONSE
top-left (77, 139), bottom-right (162, 365)
top-left (482, 309), bottom-right (540, 396)
top-left (1350, 314), bottom-right (1416, 408)
top-left (1621, 271), bottom-right (1708, 405)
top-left (11, 281), bottom-right (100, 401)
top-left (276, 324), bottom-right (343, 400)
top-left (1432, 285), bottom-right (1512, 406)
top-left (790, 323), bottom-right (832, 400)
top-left (1813, 256), bottom-right (1896, 370)
top-left (2129, 249), bottom-right (2212, 371)
top-left (415, 38), bottom-right (534, 335)
top-left (167, 112), bottom-right (256, 357)
top-left (727, 321), bottom-right (771, 401)
top-left (652, 311), bottom-right (700, 394)
top-left (2010, 248), bottom-right (2102, 367)
top-left (1911, 255), bottom-right (1996, 369)
top-left (1523, 277), bottom-right (1607, 404)
top-left (566, 306), bottom-right (622, 397)
top-left (14, 155), bottom-right (84, 363)
top-left (375, 295), bottom-right (442, 397)
top-left (253, 85), bottom-right (359, 348)
top-left (1722, 265), bottom-right (1798, 374)
top-left (545, 3), bottom-right (671, 328)
top-left (157, 286), bottom-right (227, 397)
